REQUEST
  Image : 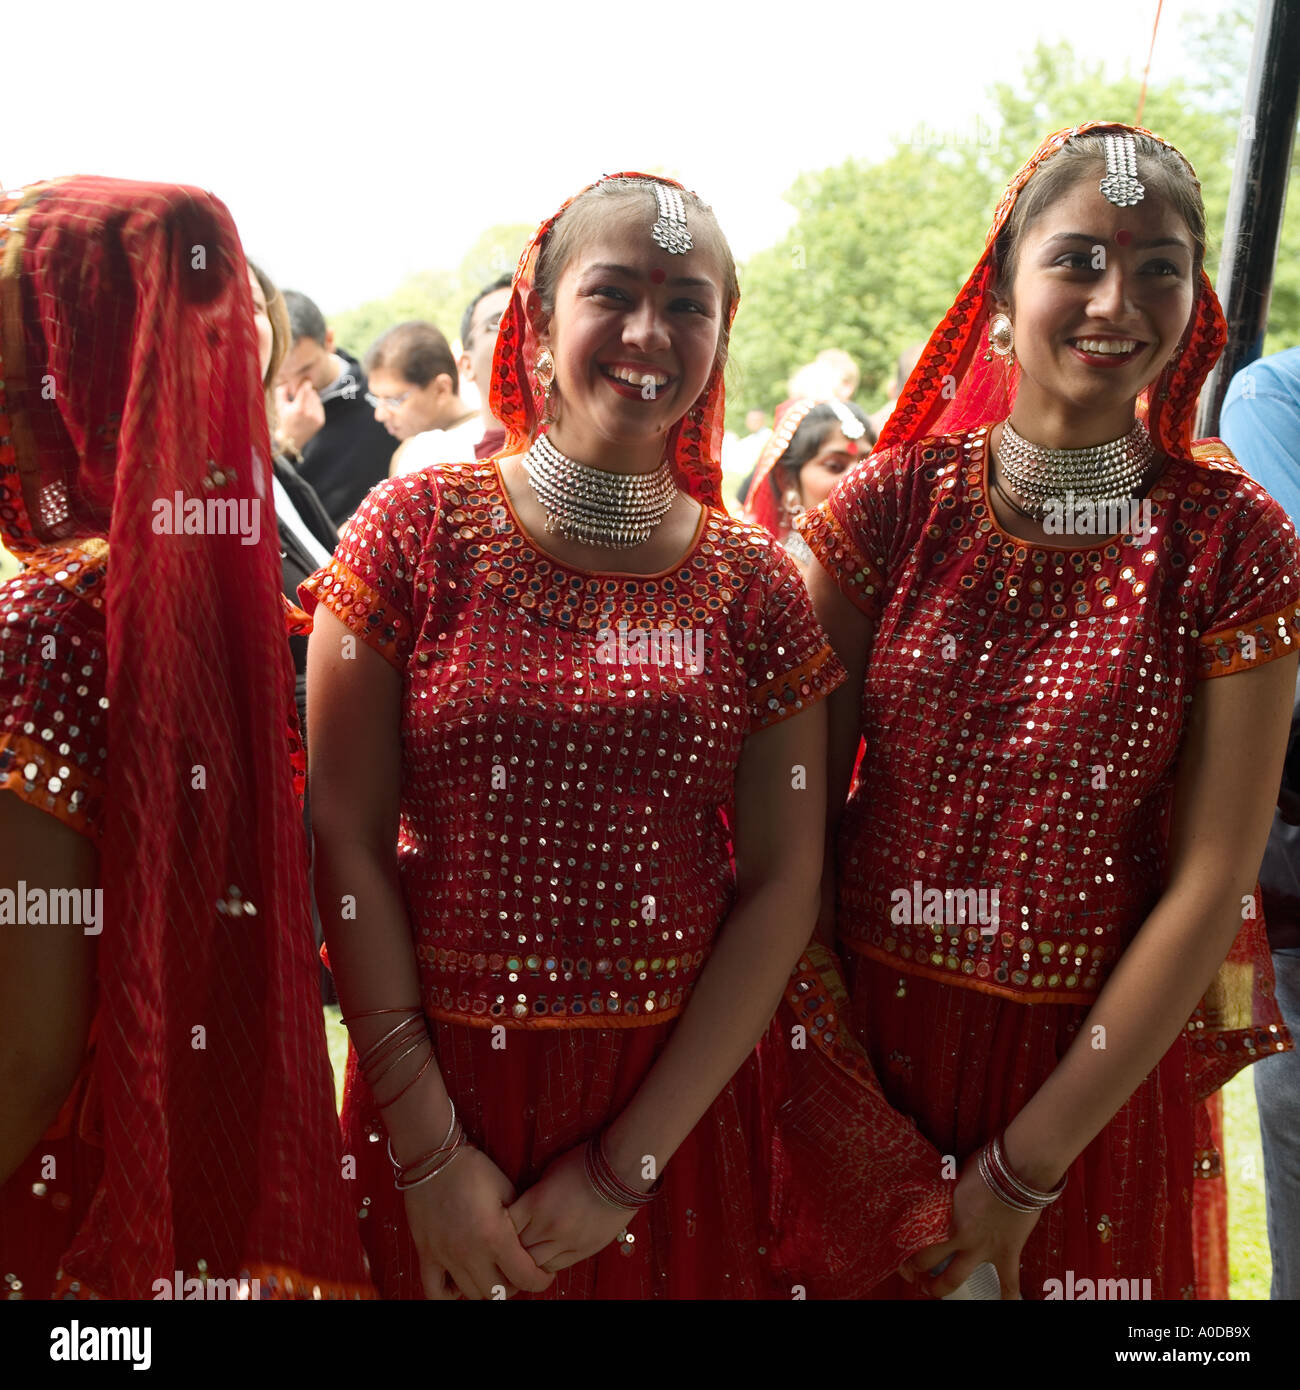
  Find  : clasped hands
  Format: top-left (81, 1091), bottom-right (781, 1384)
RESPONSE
top-left (406, 1141), bottom-right (637, 1300)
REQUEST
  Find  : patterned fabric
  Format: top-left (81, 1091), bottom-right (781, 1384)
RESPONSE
top-left (0, 177), bottom-right (371, 1298)
top-left (302, 460), bottom-right (845, 1028)
top-left (801, 427), bottom-right (1295, 1087)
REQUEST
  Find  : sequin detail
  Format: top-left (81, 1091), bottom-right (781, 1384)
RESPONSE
top-left (801, 428), bottom-right (1300, 1009)
top-left (301, 459), bottom-right (845, 1027)
top-left (0, 568), bottom-right (107, 841)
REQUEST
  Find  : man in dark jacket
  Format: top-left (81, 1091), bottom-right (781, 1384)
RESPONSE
top-left (275, 289), bottom-right (398, 527)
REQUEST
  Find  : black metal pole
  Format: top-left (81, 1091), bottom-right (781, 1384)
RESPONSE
top-left (1196, 0), bottom-right (1300, 439)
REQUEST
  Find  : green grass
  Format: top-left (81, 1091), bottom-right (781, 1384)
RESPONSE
top-left (1225, 1069), bottom-right (1271, 1300)
top-left (320, 1004), bottom-right (1274, 1298)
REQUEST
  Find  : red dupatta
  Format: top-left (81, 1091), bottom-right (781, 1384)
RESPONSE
top-left (0, 177), bottom-right (371, 1297)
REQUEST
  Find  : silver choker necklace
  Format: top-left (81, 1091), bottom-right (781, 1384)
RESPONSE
top-left (523, 433), bottom-right (677, 549)
top-left (997, 418), bottom-right (1155, 517)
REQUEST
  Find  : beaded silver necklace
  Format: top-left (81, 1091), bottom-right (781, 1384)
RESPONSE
top-left (523, 432), bottom-right (677, 549)
top-left (996, 418), bottom-right (1155, 518)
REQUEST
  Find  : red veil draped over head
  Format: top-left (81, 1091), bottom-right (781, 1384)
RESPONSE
top-left (742, 397), bottom-right (833, 538)
top-left (486, 174), bottom-right (952, 1294)
top-left (811, 123), bottom-right (1281, 1098)
top-left (0, 177), bottom-right (371, 1298)
top-left (873, 122), bottom-right (1227, 465)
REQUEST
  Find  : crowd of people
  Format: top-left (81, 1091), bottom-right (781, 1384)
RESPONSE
top-left (0, 120), bottom-right (1297, 1302)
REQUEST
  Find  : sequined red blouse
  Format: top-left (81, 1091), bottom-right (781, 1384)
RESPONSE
top-left (800, 427), bottom-right (1300, 1005)
top-left (0, 548), bottom-right (108, 843)
top-left (301, 458), bottom-right (844, 1030)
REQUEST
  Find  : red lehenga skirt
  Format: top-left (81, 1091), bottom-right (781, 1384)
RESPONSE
top-left (343, 950), bottom-right (953, 1300)
top-left (847, 956), bottom-right (1200, 1300)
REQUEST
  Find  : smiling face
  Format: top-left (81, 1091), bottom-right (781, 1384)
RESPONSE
top-left (1000, 173), bottom-right (1196, 437)
top-left (528, 203), bottom-right (726, 466)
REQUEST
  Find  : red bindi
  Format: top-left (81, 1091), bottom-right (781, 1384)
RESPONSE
top-left (650, 268), bottom-right (666, 284)
top-left (1115, 229), bottom-right (1131, 246)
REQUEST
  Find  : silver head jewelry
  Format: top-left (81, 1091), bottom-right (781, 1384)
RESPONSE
top-left (1099, 132), bottom-right (1145, 208)
top-left (650, 184), bottom-right (693, 255)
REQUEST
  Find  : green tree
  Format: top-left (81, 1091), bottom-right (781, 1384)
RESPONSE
top-left (727, 11), bottom-right (1300, 421)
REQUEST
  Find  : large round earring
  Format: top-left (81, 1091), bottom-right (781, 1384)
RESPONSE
top-left (535, 348), bottom-right (556, 423)
top-left (782, 487), bottom-right (805, 521)
top-left (987, 313), bottom-right (1014, 359)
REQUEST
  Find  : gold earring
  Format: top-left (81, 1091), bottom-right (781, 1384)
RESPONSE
top-left (535, 348), bottom-right (556, 423)
top-left (987, 313), bottom-right (1014, 359)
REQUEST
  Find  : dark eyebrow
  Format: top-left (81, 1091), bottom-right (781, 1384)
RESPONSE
top-left (1044, 232), bottom-right (1191, 252)
top-left (586, 261), bottom-right (716, 290)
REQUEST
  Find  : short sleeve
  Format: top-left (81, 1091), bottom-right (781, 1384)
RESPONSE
top-left (0, 571), bottom-right (107, 842)
top-left (797, 444), bottom-right (910, 621)
top-left (297, 472), bottom-right (438, 672)
top-left (1196, 481), bottom-right (1300, 680)
top-left (743, 544), bottom-right (847, 731)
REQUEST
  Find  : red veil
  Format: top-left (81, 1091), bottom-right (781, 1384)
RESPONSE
top-left (0, 177), bottom-right (371, 1297)
top-left (487, 175), bottom-right (953, 1294)
top-left (873, 121), bottom-right (1227, 462)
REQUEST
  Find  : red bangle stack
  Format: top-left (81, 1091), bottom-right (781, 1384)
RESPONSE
top-left (977, 1135), bottom-right (1067, 1213)
top-left (583, 1134), bottom-right (662, 1211)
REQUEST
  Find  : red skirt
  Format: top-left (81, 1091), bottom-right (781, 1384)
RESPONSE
top-left (846, 954), bottom-right (1199, 1300)
top-left (343, 958), bottom-right (953, 1300)
top-left (342, 1018), bottom-right (771, 1299)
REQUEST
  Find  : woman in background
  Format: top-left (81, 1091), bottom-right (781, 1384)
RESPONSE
top-left (743, 397), bottom-right (872, 568)
top-left (0, 176), bottom-right (370, 1298)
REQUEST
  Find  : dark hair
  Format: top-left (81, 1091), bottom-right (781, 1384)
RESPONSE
top-left (364, 320), bottom-right (459, 394)
top-left (775, 402), bottom-right (873, 479)
top-left (460, 274), bottom-right (513, 349)
top-left (533, 177), bottom-right (739, 379)
top-left (281, 288), bottom-right (328, 346)
top-left (992, 130), bottom-right (1207, 303)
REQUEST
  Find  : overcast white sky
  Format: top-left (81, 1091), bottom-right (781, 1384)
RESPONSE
top-left (4, 0), bottom-right (1231, 316)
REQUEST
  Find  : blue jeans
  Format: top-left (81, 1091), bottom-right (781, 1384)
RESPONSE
top-left (1254, 947), bottom-right (1300, 1299)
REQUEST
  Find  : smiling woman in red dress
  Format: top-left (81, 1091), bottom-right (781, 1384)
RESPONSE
top-left (801, 123), bottom-right (1298, 1299)
top-left (300, 174), bottom-right (954, 1299)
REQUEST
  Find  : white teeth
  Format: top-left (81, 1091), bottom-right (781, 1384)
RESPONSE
top-left (604, 365), bottom-right (670, 386)
top-left (1072, 338), bottom-right (1138, 355)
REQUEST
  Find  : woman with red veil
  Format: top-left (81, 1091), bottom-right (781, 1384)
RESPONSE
top-left (0, 177), bottom-right (372, 1298)
top-left (800, 123), bottom-right (1296, 1298)
top-left (301, 173), bottom-right (954, 1299)
top-left (742, 397), bottom-right (872, 566)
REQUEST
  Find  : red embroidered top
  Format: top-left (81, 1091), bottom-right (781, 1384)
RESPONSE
top-left (301, 458), bottom-right (845, 1029)
top-left (0, 550), bottom-right (108, 843)
top-left (801, 427), bottom-right (1300, 1008)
